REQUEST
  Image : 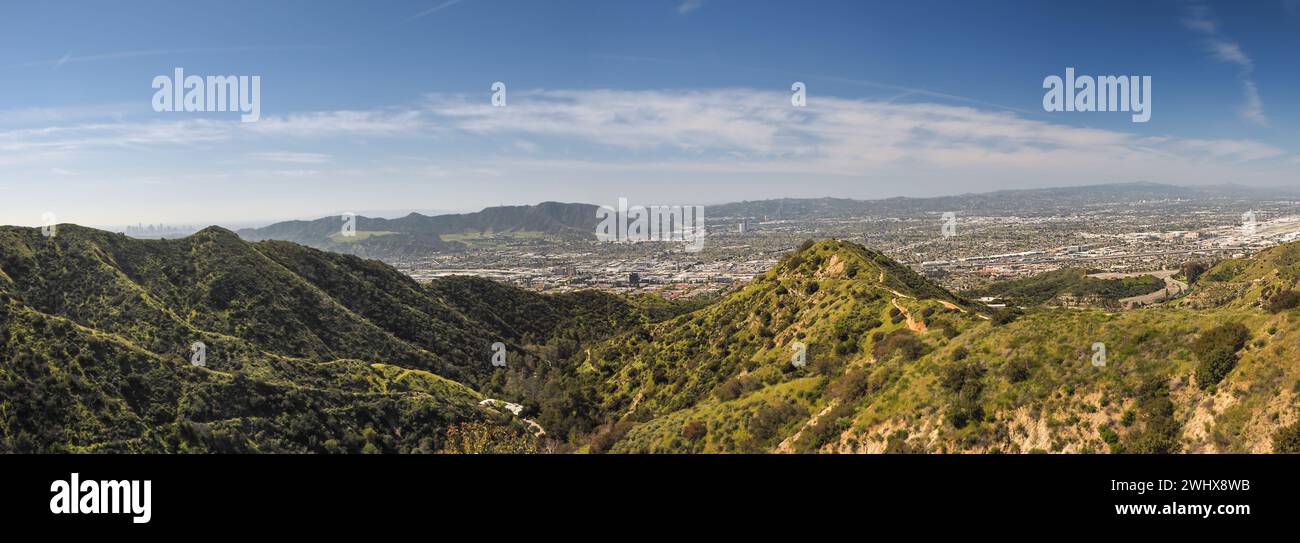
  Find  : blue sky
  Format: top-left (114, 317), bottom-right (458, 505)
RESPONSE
top-left (1, 0), bottom-right (1297, 226)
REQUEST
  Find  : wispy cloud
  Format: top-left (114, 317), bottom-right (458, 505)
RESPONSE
top-left (6, 46), bottom-right (325, 69)
top-left (1181, 3), bottom-right (1267, 125)
top-left (409, 0), bottom-right (465, 21)
top-left (248, 152), bottom-right (332, 164)
top-left (676, 0), bottom-right (705, 15)
top-left (2, 89), bottom-right (1290, 198)
top-left (424, 88), bottom-right (1287, 169)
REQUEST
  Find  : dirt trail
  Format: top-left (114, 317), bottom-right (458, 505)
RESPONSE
top-left (892, 298), bottom-right (927, 333)
top-left (877, 272), bottom-right (914, 300)
top-left (480, 398), bottom-right (547, 436)
top-left (776, 400), bottom-right (839, 453)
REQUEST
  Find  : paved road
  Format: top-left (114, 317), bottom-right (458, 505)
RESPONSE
top-left (1087, 270), bottom-right (1187, 307)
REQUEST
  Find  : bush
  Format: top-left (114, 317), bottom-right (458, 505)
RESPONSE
top-left (1119, 379), bottom-right (1181, 454)
top-left (1192, 322), bottom-right (1249, 362)
top-left (872, 329), bottom-right (926, 361)
top-left (940, 361), bottom-right (985, 428)
top-left (1195, 347), bottom-right (1238, 389)
top-left (441, 422), bottom-right (538, 454)
top-left (1098, 425), bottom-right (1120, 446)
top-left (1182, 261), bottom-right (1209, 285)
top-left (1267, 290), bottom-right (1300, 313)
top-left (588, 422), bottom-right (633, 454)
top-left (750, 401), bottom-right (804, 442)
top-left (1192, 322), bottom-right (1249, 390)
top-left (1004, 358), bottom-right (1032, 383)
top-left (991, 308), bottom-right (1022, 326)
top-left (828, 369), bottom-right (872, 402)
top-left (682, 420), bottom-right (707, 442)
top-left (1272, 422), bottom-right (1300, 453)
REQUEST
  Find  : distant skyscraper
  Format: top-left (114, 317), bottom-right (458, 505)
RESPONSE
top-left (629, 272), bottom-right (641, 288)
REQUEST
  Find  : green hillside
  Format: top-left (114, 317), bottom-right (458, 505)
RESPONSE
top-left (965, 268), bottom-right (1165, 307)
top-left (579, 240), bottom-right (1300, 454)
top-left (5, 227), bottom-right (1299, 454)
top-left (0, 224), bottom-right (678, 452)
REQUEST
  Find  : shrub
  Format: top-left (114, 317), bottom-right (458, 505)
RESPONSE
top-left (1195, 347), bottom-right (1238, 389)
top-left (588, 422), bottom-right (633, 454)
top-left (872, 329), bottom-right (925, 361)
top-left (1267, 290), bottom-right (1300, 313)
top-left (1272, 422), bottom-right (1300, 453)
top-left (940, 361), bottom-right (985, 428)
top-left (1192, 322), bottom-right (1249, 362)
top-left (991, 308), bottom-right (1022, 326)
top-left (682, 420), bottom-right (707, 442)
top-left (828, 369), bottom-right (871, 402)
top-left (1182, 260), bottom-right (1209, 285)
top-left (1098, 425), bottom-right (1120, 446)
top-left (750, 401), bottom-right (804, 442)
top-left (715, 375), bottom-right (759, 401)
top-left (1120, 379), bottom-right (1181, 454)
top-left (1004, 358), bottom-right (1032, 383)
top-left (1192, 322), bottom-right (1249, 389)
top-left (441, 422), bottom-right (539, 454)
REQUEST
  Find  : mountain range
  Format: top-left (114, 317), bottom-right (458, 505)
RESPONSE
top-left (4, 222), bottom-right (1300, 453)
top-left (236, 202), bottom-right (599, 257)
top-left (233, 182), bottom-right (1300, 259)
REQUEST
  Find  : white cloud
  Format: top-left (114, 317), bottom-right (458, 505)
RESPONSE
top-left (248, 152), bottom-right (332, 164)
top-left (424, 88), bottom-right (1284, 171)
top-left (1, 89), bottom-right (1292, 201)
top-left (1181, 3), bottom-right (1267, 125)
top-left (409, 0), bottom-right (464, 21)
top-left (243, 110), bottom-right (427, 137)
top-left (1206, 40), bottom-right (1252, 69)
top-left (676, 0), bottom-right (705, 15)
top-left (1239, 80), bottom-right (1267, 127)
